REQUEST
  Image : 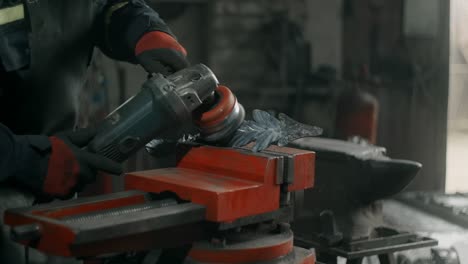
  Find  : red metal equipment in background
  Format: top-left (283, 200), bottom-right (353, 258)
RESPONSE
top-left (5, 143), bottom-right (316, 264)
top-left (335, 87), bottom-right (379, 144)
top-left (335, 65), bottom-right (379, 144)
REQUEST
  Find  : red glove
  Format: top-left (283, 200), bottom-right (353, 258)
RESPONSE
top-left (135, 31), bottom-right (189, 75)
top-left (44, 128), bottom-right (122, 197)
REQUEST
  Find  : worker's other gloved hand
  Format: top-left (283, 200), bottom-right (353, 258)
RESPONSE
top-left (135, 31), bottom-right (189, 76)
top-left (44, 128), bottom-right (122, 198)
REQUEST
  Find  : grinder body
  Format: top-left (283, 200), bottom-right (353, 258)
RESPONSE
top-left (88, 64), bottom-right (218, 162)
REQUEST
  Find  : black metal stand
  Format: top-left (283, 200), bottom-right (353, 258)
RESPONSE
top-left (295, 227), bottom-right (437, 264)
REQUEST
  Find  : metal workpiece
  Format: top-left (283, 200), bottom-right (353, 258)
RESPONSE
top-left (229, 110), bottom-right (323, 152)
top-left (87, 64), bottom-right (218, 162)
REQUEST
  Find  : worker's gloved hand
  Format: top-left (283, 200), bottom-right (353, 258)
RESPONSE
top-left (135, 31), bottom-right (189, 76)
top-left (44, 128), bottom-right (122, 198)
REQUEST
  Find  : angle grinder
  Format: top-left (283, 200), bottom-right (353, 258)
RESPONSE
top-left (87, 64), bottom-right (244, 162)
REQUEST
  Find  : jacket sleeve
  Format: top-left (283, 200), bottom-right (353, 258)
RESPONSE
top-left (95, 0), bottom-right (173, 63)
top-left (0, 123), bottom-right (50, 192)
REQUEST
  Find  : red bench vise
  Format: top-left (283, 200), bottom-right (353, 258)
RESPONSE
top-left (5, 144), bottom-right (316, 264)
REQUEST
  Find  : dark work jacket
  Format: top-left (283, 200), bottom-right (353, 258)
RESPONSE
top-left (0, 1), bottom-right (172, 262)
top-left (0, 0), bottom-right (171, 193)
